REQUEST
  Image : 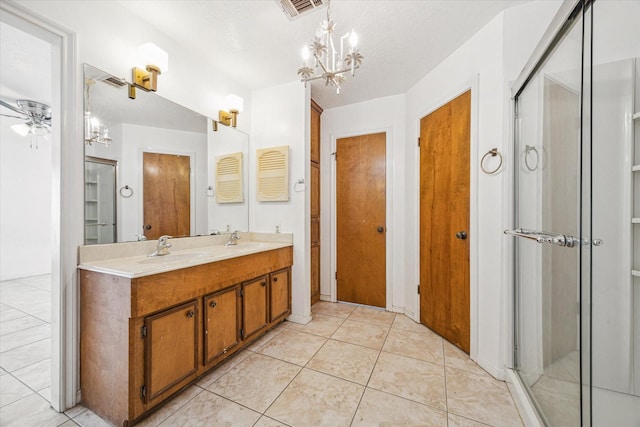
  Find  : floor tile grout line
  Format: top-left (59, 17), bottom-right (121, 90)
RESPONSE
top-left (143, 384), bottom-right (206, 426)
top-left (0, 373), bottom-right (55, 409)
top-left (0, 336), bottom-right (51, 360)
top-left (0, 321), bottom-right (51, 339)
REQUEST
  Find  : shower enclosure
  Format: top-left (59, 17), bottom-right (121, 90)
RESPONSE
top-left (509, 1), bottom-right (640, 425)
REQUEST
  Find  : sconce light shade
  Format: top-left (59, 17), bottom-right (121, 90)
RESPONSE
top-left (226, 94), bottom-right (244, 113)
top-left (139, 42), bottom-right (169, 72)
top-left (218, 94), bottom-right (244, 128)
top-left (133, 42), bottom-right (168, 92)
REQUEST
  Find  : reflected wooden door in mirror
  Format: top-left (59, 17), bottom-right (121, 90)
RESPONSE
top-left (143, 152), bottom-right (190, 239)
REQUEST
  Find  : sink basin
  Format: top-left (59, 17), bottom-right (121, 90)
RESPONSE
top-left (138, 251), bottom-right (210, 264)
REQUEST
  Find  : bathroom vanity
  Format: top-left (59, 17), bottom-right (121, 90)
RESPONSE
top-left (77, 233), bottom-right (293, 426)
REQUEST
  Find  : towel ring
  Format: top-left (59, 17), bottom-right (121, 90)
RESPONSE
top-left (524, 145), bottom-right (539, 171)
top-left (481, 148), bottom-right (502, 175)
top-left (119, 185), bottom-right (133, 198)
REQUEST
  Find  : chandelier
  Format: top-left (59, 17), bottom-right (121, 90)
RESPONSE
top-left (297, 0), bottom-right (363, 94)
top-left (84, 79), bottom-right (112, 147)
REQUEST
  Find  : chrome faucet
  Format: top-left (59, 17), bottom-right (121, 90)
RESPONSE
top-left (148, 235), bottom-right (173, 257)
top-left (225, 230), bottom-right (241, 246)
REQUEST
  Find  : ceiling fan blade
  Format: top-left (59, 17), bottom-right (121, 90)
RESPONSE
top-left (0, 99), bottom-right (27, 117)
top-left (0, 112), bottom-right (26, 120)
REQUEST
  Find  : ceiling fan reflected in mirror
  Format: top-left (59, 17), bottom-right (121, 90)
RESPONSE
top-left (0, 99), bottom-right (52, 138)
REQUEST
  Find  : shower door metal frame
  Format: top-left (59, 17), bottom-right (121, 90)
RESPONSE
top-left (509, 0), bottom-right (594, 425)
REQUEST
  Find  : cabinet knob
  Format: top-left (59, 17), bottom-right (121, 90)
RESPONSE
top-left (455, 231), bottom-right (467, 240)
top-left (273, 277), bottom-right (278, 282)
top-left (210, 301), bottom-right (217, 308)
top-left (186, 310), bottom-right (194, 318)
top-left (261, 281), bottom-right (267, 287)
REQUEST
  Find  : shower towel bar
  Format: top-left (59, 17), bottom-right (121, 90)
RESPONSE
top-left (524, 145), bottom-right (539, 171)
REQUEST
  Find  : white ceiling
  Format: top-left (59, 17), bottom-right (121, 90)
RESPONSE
top-left (116, 0), bottom-right (531, 109)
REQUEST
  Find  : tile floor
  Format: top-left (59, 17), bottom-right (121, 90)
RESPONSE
top-left (0, 273), bottom-right (53, 416)
top-left (1, 285), bottom-right (525, 426)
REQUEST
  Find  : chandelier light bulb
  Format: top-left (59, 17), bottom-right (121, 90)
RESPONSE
top-left (349, 30), bottom-right (358, 48)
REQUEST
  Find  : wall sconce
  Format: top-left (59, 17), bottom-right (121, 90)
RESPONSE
top-left (218, 94), bottom-right (244, 128)
top-left (132, 42), bottom-right (168, 92)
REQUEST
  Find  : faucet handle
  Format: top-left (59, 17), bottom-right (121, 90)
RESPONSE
top-left (158, 235), bottom-right (173, 245)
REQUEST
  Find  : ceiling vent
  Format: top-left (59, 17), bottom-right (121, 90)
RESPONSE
top-left (100, 76), bottom-right (127, 88)
top-left (275, 0), bottom-right (325, 20)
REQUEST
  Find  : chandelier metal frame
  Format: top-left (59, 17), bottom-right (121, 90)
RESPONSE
top-left (297, 0), bottom-right (363, 94)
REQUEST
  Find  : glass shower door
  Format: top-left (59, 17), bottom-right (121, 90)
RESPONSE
top-left (510, 3), bottom-right (591, 426)
top-left (84, 157), bottom-right (117, 244)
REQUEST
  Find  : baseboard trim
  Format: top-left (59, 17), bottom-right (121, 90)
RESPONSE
top-left (286, 313), bottom-right (312, 325)
top-left (505, 368), bottom-right (544, 427)
top-left (475, 355), bottom-right (505, 380)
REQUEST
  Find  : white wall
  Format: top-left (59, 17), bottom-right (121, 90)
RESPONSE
top-left (320, 94), bottom-right (406, 311)
top-left (250, 81), bottom-right (312, 324)
top-left (0, 117), bottom-right (53, 280)
top-left (118, 123), bottom-right (207, 242)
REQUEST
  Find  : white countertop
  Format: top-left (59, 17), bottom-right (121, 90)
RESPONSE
top-left (77, 233), bottom-right (292, 278)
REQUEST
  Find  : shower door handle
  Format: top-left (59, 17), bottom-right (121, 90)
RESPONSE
top-left (503, 228), bottom-right (602, 248)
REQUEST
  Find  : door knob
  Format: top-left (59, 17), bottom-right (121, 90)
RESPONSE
top-left (144, 224), bottom-right (152, 230)
top-left (455, 231), bottom-right (467, 240)
top-left (377, 226), bottom-right (384, 233)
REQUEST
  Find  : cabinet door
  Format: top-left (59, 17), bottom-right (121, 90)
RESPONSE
top-left (270, 268), bottom-right (290, 322)
top-left (204, 286), bottom-right (240, 364)
top-left (242, 276), bottom-right (268, 339)
top-left (145, 300), bottom-right (198, 403)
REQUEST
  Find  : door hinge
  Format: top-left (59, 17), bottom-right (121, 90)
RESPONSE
top-left (141, 325), bottom-right (147, 338)
top-left (140, 385), bottom-right (147, 401)
top-left (335, 271), bottom-right (338, 280)
top-left (418, 137), bottom-right (421, 147)
top-left (240, 328), bottom-right (244, 338)
top-left (240, 288), bottom-right (244, 297)
top-left (332, 151), bottom-right (337, 160)
top-left (417, 285), bottom-right (420, 295)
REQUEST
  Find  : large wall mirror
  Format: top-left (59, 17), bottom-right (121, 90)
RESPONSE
top-left (83, 64), bottom-right (249, 245)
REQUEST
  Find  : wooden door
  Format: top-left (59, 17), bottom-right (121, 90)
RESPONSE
top-left (336, 132), bottom-right (386, 308)
top-left (420, 90), bottom-right (471, 353)
top-left (242, 275), bottom-right (268, 339)
top-left (143, 152), bottom-right (191, 240)
top-left (145, 300), bottom-right (198, 402)
top-left (269, 268), bottom-right (290, 322)
top-left (204, 286), bottom-right (240, 364)
top-left (310, 100), bottom-right (322, 305)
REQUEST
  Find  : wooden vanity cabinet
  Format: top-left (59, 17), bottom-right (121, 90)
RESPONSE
top-left (242, 275), bottom-right (269, 339)
top-left (204, 286), bottom-right (240, 364)
top-left (270, 268), bottom-right (290, 322)
top-left (143, 300), bottom-right (199, 404)
top-left (79, 246), bottom-right (292, 426)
